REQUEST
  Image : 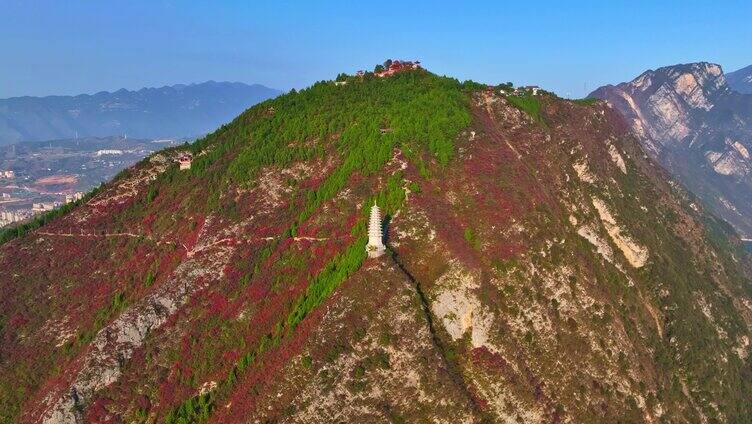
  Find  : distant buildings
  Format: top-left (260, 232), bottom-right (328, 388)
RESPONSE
top-left (509, 86), bottom-right (541, 96)
top-left (95, 149), bottom-right (124, 156)
top-left (33, 202), bottom-right (58, 213)
top-left (0, 170), bottom-right (15, 179)
top-left (1, 210), bottom-right (19, 222)
top-left (523, 86), bottom-right (541, 95)
top-left (0, 191), bottom-right (84, 228)
top-left (65, 192), bottom-right (84, 204)
top-left (0, 210), bottom-right (29, 227)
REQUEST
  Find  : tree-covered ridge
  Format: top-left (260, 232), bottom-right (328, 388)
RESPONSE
top-left (159, 70), bottom-right (453, 422)
top-left (186, 70), bottom-right (470, 204)
top-left (1, 69), bottom-right (471, 246)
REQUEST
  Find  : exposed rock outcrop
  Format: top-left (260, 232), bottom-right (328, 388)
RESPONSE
top-left (591, 62), bottom-right (752, 236)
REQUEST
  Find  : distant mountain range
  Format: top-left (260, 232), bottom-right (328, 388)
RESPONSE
top-left (590, 62), bottom-right (752, 235)
top-left (0, 81), bottom-right (280, 146)
top-left (727, 65), bottom-right (752, 94)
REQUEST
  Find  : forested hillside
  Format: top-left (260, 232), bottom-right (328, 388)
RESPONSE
top-left (1, 68), bottom-right (750, 423)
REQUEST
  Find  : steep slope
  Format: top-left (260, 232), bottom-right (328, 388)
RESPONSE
top-left (1, 69), bottom-right (751, 423)
top-left (0, 81), bottom-right (280, 146)
top-left (727, 64), bottom-right (752, 94)
top-left (590, 62), bottom-right (752, 236)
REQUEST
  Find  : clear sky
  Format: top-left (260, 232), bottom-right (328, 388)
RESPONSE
top-left (1, 0), bottom-right (751, 98)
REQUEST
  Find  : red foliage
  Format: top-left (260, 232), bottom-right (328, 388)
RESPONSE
top-left (466, 383), bottom-right (490, 411)
top-left (142, 213), bottom-right (157, 234)
top-left (471, 346), bottom-right (509, 371)
top-left (85, 397), bottom-right (116, 423)
top-left (182, 214), bottom-right (205, 254)
top-left (8, 313), bottom-right (28, 328)
top-left (207, 292), bottom-right (230, 317)
top-left (223, 265), bottom-right (242, 285)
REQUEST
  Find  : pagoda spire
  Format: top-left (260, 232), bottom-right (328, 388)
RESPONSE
top-left (366, 201), bottom-right (386, 258)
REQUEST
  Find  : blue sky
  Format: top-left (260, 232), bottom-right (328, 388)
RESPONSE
top-left (1, 0), bottom-right (751, 98)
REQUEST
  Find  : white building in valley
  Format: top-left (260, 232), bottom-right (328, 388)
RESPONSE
top-left (366, 202), bottom-right (386, 258)
top-left (32, 202), bottom-right (57, 213)
top-left (95, 149), bottom-right (124, 156)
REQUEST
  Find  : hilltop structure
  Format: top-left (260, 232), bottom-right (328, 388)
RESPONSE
top-left (375, 60), bottom-right (421, 78)
top-left (366, 202), bottom-right (386, 258)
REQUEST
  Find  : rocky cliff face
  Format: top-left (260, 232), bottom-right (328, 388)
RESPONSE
top-left (590, 62), bottom-right (752, 236)
top-left (1, 70), bottom-right (751, 423)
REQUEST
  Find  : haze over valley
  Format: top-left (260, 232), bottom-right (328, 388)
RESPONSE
top-left (0, 81), bottom-right (278, 229)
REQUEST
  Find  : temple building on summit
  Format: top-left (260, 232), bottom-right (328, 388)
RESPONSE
top-left (366, 202), bottom-right (386, 258)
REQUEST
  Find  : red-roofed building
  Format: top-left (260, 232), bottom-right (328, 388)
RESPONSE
top-left (376, 60), bottom-right (422, 78)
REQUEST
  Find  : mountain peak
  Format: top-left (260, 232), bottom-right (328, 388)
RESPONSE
top-left (652, 61), bottom-right (723, 75)
top-left (606, 62), bottom-right (728, 107)
top-left (588, 62), bottom-right (734, 154)
top-left (590, 61), bottom-right (752, 236)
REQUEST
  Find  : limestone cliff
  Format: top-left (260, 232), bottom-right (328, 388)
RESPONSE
top-left (591, 62), bottom-right (752, 236)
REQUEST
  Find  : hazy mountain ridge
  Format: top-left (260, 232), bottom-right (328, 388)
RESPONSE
top-left (1, 70), bottom-right (750, 423)
top-left (727, 64), bottom-right (752, 94)
top-left (0, 81), bottom-right (280, 146)
top-left (590, 62), bottom-right (752, 236)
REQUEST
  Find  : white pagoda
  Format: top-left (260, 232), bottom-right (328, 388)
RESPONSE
top-left (366, 202), bottom-right (386, 258)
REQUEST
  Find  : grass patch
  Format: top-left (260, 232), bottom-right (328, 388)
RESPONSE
top-left (507, 94), bottom-right (543, 123)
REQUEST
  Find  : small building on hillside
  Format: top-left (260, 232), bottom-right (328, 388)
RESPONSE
top-left (518, 86), bottom-right (541, 96)
top-left (178, 154), bottom-right (193, 170)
